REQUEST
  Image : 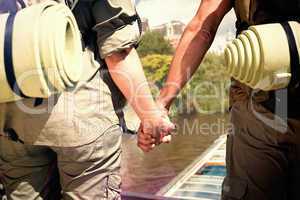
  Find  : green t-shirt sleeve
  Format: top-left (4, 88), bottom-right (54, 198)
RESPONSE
top-left (91, 0), bottom-right (140, 58)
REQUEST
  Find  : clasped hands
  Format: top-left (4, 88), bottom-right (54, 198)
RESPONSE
top-left (137, 103), bottom-right (175, 152)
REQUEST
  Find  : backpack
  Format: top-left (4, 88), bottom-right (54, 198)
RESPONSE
top-left (233, 0), bottom-right (300, 118)
top-left (234, 0), bottom-right (300, 30)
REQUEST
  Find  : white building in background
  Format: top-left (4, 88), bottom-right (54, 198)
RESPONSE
top-left (151, 20), bottom-right (186, 48)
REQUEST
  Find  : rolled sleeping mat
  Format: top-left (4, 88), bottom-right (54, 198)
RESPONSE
top-left (224, 21), bottom-right (300, 91)
top-left (0, 0), bottom-right (82, 103)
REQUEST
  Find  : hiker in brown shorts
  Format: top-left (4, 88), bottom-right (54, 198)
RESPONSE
top-left (138, 0), bottom-right (300, 199)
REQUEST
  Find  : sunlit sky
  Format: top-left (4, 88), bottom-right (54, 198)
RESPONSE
top-left (135, 0), bottom-right (237, 51)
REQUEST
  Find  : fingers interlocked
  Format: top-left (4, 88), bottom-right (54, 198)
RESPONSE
top-left (137, 114), bottom-right (175, 152)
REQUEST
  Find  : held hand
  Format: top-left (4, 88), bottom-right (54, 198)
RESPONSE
top-left (137, 124), bottom-right (173, 152)
top-left (137, 114), bottom-right (175, 152)
top-left (137, 125), bottom-right (155, 152)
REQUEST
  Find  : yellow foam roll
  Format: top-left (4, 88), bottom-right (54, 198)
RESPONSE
top-left (225, 43), bottom-right (238, 75)
top-left (250, 24), bottom-right (290, 90)
top-left (232, 38), bottom-right (245, 79)
top-left (0, 0), bottom-right (82, 103)
top-left (243, 30), bottom-right (262, 88)
top-left (224, 22), bottom-right (299, 91)
top-left (238, 34), bottom-right (252, 83)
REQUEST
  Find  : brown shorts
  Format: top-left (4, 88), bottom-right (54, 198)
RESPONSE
top-left (222, 100), bottom-right (300, 200)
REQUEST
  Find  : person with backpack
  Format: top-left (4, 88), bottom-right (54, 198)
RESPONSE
top-left (0, 0), bottom-right (174, 199)
top-left (138, 0), bottom-right (300, 199)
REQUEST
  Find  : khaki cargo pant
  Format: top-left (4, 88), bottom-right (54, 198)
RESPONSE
top-left (222, 98), bottom-right (300, 200)
top-left (0, 124), bottom-right (122, 200)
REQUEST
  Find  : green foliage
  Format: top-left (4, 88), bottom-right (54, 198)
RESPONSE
top-left (142, 54), bottom-right (172, 86)
top-left (175, 52), bottom-right (230, 114)
top-left (137, 31), bottom-right (174, 57)
top-left (141, 52), bottom-right (231, 115)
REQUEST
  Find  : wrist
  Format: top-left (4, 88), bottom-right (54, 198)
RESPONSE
top-left (158, 82), bottom-right (181, 110)
top-left (132, 98), bottom-right (162, 121)
top-left (157, 90), bottom-right (176, 111)
top-left (156, 96), bottom-right (171, 110)
top-left (140, 109), bottom-right (164, 123)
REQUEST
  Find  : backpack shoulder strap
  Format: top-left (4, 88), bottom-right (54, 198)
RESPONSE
top-left (0, 0), bottom-right (18, 13)
top-left (0, 0), bottom-right (26, 13)
top-left (65, 0), bottom-right (79, 10)
top-left (17, 0), bottom-right (26, 9)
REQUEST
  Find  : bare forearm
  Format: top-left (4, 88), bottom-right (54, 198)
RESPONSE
top-left (105, 48), bottom-right (160, 121)
top-left (158, 0), bottom-right (232, 109)
top-left (158, 24), bottom-right (215, 109)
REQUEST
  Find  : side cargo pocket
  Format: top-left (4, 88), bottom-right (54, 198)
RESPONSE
top-left (106, 173), bottom-right (121, 200)
top-left (222, 176), bottom-right (248, 200)
top-left (225, 132), bottom-right (234, 176)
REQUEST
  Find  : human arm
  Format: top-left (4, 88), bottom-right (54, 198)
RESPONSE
top-left (157, 0), bottom-right (233, 109)
top-left (91, 0), bottom-right (174, 148)
top-left (104, 48), bottom-right (167, 125)
top-left (105, 48), bottom-right (174, 151)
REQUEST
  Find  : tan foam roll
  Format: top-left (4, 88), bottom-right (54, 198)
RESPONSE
top-left (0, 0), bottom-right (82, 103)
top-left (224, 22), bottom-right (300, 91)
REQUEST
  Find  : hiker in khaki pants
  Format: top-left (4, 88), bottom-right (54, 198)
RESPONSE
top-left (0, 0), bottom-right (174, 199)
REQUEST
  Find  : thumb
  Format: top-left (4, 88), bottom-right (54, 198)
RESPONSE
top-left (161, 135), bottom-right (172, 143)
top-left (161, 118), bottom-right (176, 134)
